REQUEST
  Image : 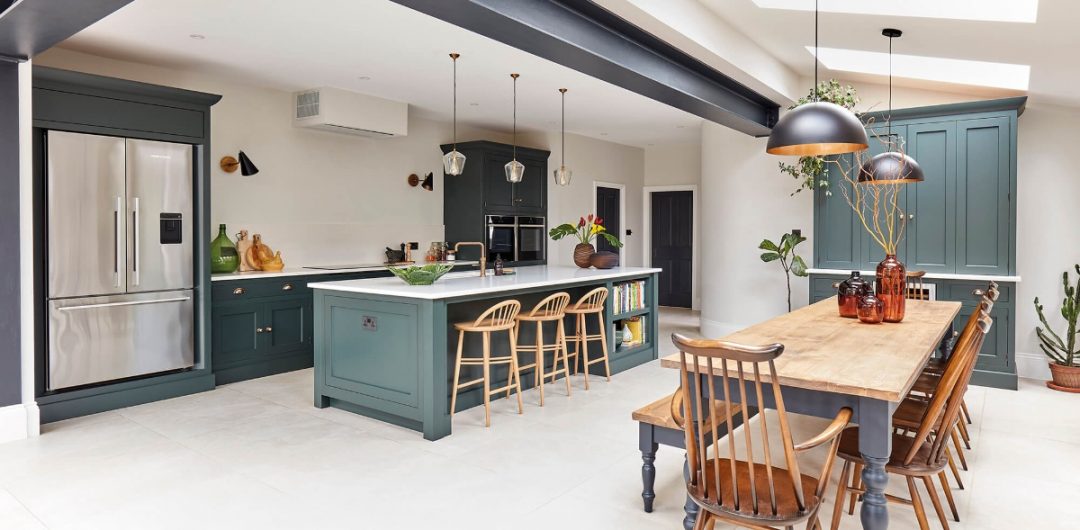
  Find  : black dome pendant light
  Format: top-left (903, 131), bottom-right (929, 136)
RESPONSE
top-left (766, 0), bottom-right (868, 156)
top-left (858, 28), bottom-right (925, 185)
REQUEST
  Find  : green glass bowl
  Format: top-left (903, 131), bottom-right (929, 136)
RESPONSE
top-left (387, 263), bottom-right (455, 285)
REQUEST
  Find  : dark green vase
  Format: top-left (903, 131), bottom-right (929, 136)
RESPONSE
top-left (210, 224), bottom-right (239, 273)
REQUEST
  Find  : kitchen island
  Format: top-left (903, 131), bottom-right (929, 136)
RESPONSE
top-left (308, 265), bottom-right (661, 440)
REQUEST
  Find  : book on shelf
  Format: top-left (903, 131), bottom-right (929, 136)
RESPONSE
top-left (612, 280), bottom-right (647, 315)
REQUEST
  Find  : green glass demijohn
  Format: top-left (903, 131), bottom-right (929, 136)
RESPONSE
top-left (210, 224), bottom-right (240, 273)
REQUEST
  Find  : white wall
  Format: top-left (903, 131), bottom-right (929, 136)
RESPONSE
top-left (700, 121), bottom-right (813, 337)
top-left (35, 48), bottom-right (644, 267)
top-left (644, 142), bottom-right (701, 186)
top-left (1014, 103), bottom-right (1080, 380)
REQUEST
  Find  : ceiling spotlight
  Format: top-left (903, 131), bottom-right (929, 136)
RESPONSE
top-left (357, 76), bottom-right (371, 81)
top-left (469, 102), bottom-right (480, 106)
top-left (189, 34), bottom-right (206, 40)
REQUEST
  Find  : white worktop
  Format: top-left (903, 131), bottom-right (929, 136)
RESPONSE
top-left (211, 262), bottom-right (478, 282)
top-left (308, 265), bottom-right (661, 300)
top-left (806, 268), bottom-right (1021, 283)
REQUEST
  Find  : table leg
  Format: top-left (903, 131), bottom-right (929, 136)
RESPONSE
top-left (641, 444), bottom-right (658, 512)
top-left (683, 454), bottom-right (698, 530)
top-left (859, 398), bottom-right (895, 530)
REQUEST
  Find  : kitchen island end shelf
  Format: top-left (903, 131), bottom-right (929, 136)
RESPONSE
top-left (308, 265), bottom-right (661, 440)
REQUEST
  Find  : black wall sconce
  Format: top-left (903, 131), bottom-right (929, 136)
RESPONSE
top-left (220, 151), bottom-right (259, 176)
top-left (408, 172), bottom-right (434, 191)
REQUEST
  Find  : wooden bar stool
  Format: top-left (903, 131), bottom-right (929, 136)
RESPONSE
top-left (906, 270), bottom-right (928, 300)
top-left (450, 299), bottom-right (524, 427)
top-left (565, 286), bottom-right (611, 390)
top-left (514, 292), bottom-right (573, 406)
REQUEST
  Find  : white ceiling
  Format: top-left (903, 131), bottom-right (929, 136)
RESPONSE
top-left (55, 0), bottom-right (705, 148)
top-left (696, 0), bottom-right (1080, 107)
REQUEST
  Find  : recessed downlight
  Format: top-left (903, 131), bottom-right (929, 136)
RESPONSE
top-left (357, 76), bottom-right (371, 81)
top-left (808, 46), bottom-right (1031, 91)
top-left (469, 102), bottom-right (480, 106)
top-left (189, 34), bottom-right (206, 40)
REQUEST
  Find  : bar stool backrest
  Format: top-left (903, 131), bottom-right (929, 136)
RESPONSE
top-left (528, 292), bottom-right (571, 318)
top-left (571, 286), bottom-right (608, 312)
top-left (905, 271), bottom-right (928, 301)
top-left (472, 299), bottom-right (521, 329)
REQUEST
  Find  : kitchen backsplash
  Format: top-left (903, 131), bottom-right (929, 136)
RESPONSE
top-left (210, 222), bottom-right (445, 266)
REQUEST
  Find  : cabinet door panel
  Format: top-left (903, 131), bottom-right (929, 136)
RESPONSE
top-left (483, 152), bottom-right (514, 210)
top-left (212, 304), bottom-right (260, 363)
top-left (906, 122), bottom-right (956, 272)
top-left (512, 158), bottom-right (545, 212)
top-left (263, 299), bottom-right (311, 355)
top-left (862, 126), bottom-right (907, 268)
top-left (814, 154), bottom-right (861, 270)
top-left (323, 297), bottom-right (419, 408)
top-left (956, 117), bottom-right (1011, 274)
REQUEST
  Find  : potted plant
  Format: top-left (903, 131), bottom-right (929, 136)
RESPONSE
top-left (759, 232), bottom-right (809, 312)
top-left (549, 214), bottom-right (623, 268)
top-left (1035, 264), bottom-right (1080, 392)
top-left (778, 80), bottom-right (860, 197)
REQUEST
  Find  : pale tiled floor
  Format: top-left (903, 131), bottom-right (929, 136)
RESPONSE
top-left (1, 307), bottom-right (1077, 529)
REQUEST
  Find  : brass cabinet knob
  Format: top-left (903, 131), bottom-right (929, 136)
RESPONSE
top-left (282, 283), bottom-right (294, 291)
top-left (233, 287), bottom-right (245, 295)
top-left (265, 326), bottom-right (273, 332)
top-left (256, 327), bottom-right (264, 333)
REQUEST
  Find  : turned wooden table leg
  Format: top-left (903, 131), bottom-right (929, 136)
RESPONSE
top-left (859, 398), bottom-right (895, 530)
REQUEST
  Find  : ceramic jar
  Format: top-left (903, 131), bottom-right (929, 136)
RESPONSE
top-left (837, 271), bottom-right (870, 318)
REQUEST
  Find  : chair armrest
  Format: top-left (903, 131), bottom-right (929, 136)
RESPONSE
top-left (794, 407), bottom-right (853, 452)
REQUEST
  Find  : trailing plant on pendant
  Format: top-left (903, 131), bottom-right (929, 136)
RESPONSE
top-left (759, 232), bottom-right (808, 312)
top-left (1035, 264), bottom-right (1080, 367)
top-left (778, 80), bottom-right (860, 196)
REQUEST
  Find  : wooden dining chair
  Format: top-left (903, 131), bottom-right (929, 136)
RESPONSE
top-left (450, 299), bottom-right (524, 427)
top-left (671, 333), bottom-right (853, 530)
top-left (831, 312), bottom-right (992, 530)
top-left (905, 271), bottom-right (928, 300)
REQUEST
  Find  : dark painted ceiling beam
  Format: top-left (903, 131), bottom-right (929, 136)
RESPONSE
top-left (389, 0), bottom-right (779, 136)
top-left (0, 0), bottom-right (132, 62)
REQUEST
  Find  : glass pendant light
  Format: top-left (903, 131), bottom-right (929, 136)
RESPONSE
top-left (442, 53), bottom-right (466, 176)
top-left (504, 73), bottom-right (525, 183)
top-left (766, 0), bottom-right (868, 156)
top-left (554, 88), bottom-right (572, 186)
top-left (858, 29), bottom-right (925, 185)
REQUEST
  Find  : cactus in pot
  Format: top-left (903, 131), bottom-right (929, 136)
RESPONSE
top-left (1035, 264), bottom-right (1080, 390)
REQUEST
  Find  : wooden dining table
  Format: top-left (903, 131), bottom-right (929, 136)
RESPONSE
top-left (660, 297), bottom-right (961, 530)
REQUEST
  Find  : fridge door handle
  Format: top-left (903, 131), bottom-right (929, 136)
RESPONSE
top-left (132, 197), bottom-right (140, 286)
top-left (57, 296), bottom-right (191, 312)
top-left (114, 196), bottom-right (123, 287)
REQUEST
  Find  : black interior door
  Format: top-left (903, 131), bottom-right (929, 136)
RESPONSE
top-left (595, 186), bottom-right (621, 254)
top-left (652, 191), bottom-right (693, 308)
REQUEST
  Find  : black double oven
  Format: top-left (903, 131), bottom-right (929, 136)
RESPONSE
top-left (486, 215), bottom-right (546, 263)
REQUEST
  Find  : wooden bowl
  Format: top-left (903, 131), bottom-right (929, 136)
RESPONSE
top-left (589, 251), bottom-right (619, 269)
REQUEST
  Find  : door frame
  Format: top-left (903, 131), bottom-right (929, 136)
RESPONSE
top-left (592, 181), bottom-right (626, 264)
top-left (642, 185), bottom-right (699, 310)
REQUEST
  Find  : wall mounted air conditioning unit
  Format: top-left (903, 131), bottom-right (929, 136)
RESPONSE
top-left (293, 87), bottom-right (408, 137)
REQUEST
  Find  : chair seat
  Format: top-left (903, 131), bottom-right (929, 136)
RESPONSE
top-left (565, 304), bottom-right (604, 314)
top-left (892, 397), bottom-right (953, 432)
top-left (837, 427), bottom-right (947, 475)
top-left (692, 458), bottom-right (820, 522)
top-left (911, 371), bottom-right (941, 394)
top-left (453, 320), bottom-right (516, 332)
top-left (922, 358), bottom-right (947, 375)
top-left (516, 309), bottom-right (565, 322)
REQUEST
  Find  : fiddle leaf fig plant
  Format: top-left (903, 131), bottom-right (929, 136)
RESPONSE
top-left (760, 232), bottom-right (809, 312)
top-left (779, 80), bottom-right (860, 197)
top-left (1034, 264), bottom-right (1080, 367)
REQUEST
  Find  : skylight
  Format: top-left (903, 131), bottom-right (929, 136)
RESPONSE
top-left (753, 0), bottom-right (1038, 24)
top-left (808, 47), bottom-right (1030, 91)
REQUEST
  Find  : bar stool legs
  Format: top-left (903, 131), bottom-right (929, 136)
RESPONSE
top-left (566, 286), bottom-right (612, 391)
top-left (515, 292), bottom-right (573, 406)
top-left (449, 300), bottom-right (523, 427)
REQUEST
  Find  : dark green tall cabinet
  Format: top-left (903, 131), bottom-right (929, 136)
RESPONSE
top-left (810, 97), bottom-right (1025, 389)
top-left (441, 140), bottom-right (550, 263)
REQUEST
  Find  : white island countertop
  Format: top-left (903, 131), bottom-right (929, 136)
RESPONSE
top-left (308, 265), bottom-right (661, 300)
top-left (211, 261), bottom-right (478, 282)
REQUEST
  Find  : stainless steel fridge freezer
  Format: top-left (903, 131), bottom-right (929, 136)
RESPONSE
top-left (45, 131), bottom-right (195, 391)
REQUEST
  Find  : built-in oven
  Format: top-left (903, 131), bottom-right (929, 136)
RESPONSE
top-left (516, 216), bottom-right (546, 262)
top-left (485, 215), bottom-right (516, 262)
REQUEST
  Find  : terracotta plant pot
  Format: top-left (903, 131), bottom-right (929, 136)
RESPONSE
top-left (1047, 363), bottom-right (1080, 392)
top-left (590, 251), bottom-right (619, 269)
top-left (573, 243), bottom-right (595, 268)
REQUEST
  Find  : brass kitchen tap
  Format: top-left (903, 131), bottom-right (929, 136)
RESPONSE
top-left (453, 242), bottom-right (487, 277)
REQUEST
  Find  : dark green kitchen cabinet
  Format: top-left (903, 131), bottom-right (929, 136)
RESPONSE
top-left (813, 98), bottom-right (1022, 276)
top-left (211, 272), bottom-right (385, 384)
top-left (956, 116), bottom-right (1013, 275)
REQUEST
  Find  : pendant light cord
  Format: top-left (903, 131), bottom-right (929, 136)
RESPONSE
top-left (888, 35), bottom-right (893, 137)
top-left (560, 89), bottom-right (566, 166)
top-left (813, 0), bottom-right (819, 100)
top-left (451, 54), bottom-right (458, 151)
top-left (511, 74), bottom-right (518, 161)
